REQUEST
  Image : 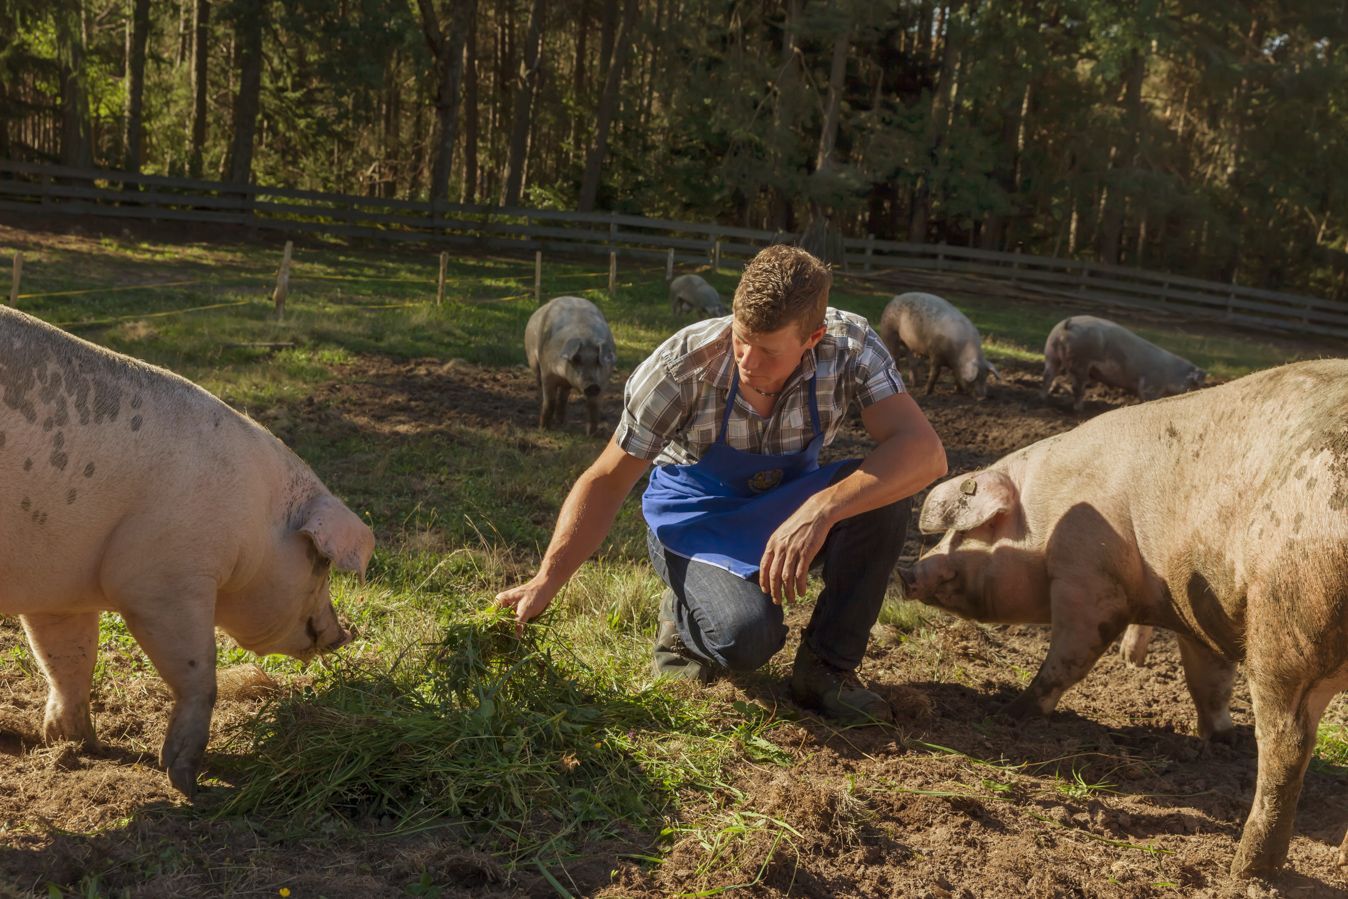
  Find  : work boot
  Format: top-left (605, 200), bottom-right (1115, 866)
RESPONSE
top-left (790, 642), bottom-right (893, 725)
top-left (652, 590), bottom-right (713, 683)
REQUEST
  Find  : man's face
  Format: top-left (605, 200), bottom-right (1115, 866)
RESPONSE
top-left (731, 319), bottom-right (826, 393)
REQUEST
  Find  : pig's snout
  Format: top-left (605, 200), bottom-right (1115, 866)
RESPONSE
top-left (324, 625), bottom-right (353, 652)
top-left (897, 566), bottom-right (916, 595)
top-left (583, 384), bottom-right (601, 398)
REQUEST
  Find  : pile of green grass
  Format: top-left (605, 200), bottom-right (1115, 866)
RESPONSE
top-left (220, 598), bottom-right (767, 876)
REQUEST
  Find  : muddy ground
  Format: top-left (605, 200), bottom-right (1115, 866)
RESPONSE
top-left (3, 311), bottom-right (1348, 897)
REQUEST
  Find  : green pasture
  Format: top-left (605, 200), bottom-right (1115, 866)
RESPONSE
top-left (3, 232), bottom-right (1338, 895)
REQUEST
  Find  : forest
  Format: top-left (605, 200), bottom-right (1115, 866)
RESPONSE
top-left (3, 0), bottom-right (1347, 297)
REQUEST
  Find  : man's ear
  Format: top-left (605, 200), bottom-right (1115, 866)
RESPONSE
top-left (802, 322), bottom-right (827, 350)
top-left (299, 494), bottom-right (376, 581)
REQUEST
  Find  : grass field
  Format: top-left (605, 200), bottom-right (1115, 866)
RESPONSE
top-left (2, 224), bottom-right (1344, 897)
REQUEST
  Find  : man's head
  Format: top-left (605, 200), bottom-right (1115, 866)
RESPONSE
top-left (730, 245), bottom-right (831, 394)
top-left (733, 244), bottom-right (831, 338)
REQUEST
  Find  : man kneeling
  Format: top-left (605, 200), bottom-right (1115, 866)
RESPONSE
top-left (496, 246), bottom-right (946, 724)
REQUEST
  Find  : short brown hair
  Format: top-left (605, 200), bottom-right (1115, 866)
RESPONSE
top-left (732, 244), bottom-right (831, 336)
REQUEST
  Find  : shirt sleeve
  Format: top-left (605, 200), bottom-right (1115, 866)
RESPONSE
top-left (853, 327), bottom-right (906, 408)
top-left (614, 352), bottom-right (687, 461)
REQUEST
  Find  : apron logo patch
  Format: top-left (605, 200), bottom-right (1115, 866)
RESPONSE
top-left (747, 468), bottom-right (784, 493)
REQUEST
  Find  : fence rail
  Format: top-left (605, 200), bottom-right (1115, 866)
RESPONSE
top-left (2, 160), bottom-right (1345, 340)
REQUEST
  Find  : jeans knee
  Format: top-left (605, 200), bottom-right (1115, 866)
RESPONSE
top-left (708, 613), bottom-right (787, 672)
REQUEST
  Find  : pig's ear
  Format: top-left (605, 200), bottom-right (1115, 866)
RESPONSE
top-left (919, 471), bottom-right (1018, 534)
top-left (299, 494), bottom-right (376, 582)
top-left (601, 344), bottom-right (617, 366)
top-left (986, 362), bottom-right (1002, 382)
top-left (562, 337), bottom-right (583, 362)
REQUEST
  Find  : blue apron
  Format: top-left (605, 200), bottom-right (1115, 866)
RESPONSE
top-left (641, 368), bottom-right (857, 580)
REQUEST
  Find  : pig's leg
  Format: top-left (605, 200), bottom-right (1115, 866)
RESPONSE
top-left (923, 361), bottom-right (941, 395)
top-left (1069, 370), bottom-right (1087, 412)
top-left (1119, 623), bottom-right (1153, 666)
top-left (585, 393), bottom-right (601, 436)
top-left (554, 383), bottom-right (570, 426)
top-left (120, 591), bottom-right (218, 797)
top-left (538, 375), bottom-right (554, 429)
top-left (1176, 634), bottom-right (1236, 741)
top-left (1041, 359), bottom-right (1058, 399)
top-left (1231, 675), bottom-right (1336, 877)
top-left (1005, 577), bottom-right (1127, 719)
top-left (20, 612), bottom-right (100, 749)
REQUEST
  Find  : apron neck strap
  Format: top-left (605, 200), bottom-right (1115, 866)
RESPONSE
top-left (719, 368), bottom-right (822, 444)
top-left (717, 367), bottom-right (740, 443)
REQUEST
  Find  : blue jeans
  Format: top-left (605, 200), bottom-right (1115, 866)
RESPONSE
top-left (646, 493), bottom-right (912, 673)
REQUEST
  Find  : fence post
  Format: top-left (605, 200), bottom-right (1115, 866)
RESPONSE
top-left (713, 238), bottom-right (721, 272)
top-left (609, 251), bottom-right (617, 298)
top-left (1226, 281), bottom-right (1236, 320)
top-left (272, 240), bottom-right (292, 319)
top-left (1010, 248), bottom-right (1021, 288)
top-left (666, 247), bottom-right (674, 281)
top-left (608, 215), bottom-right (617, 248)
top-left (936, 246), bottom-right (945, 273)
top-left (864, 234), bottom-right (874, 273)
top-left (8, 252), bottom-right (21, 306)
top-left (1076, 262), bottom-right (1090, 297)
top-left (436, 251), bottom-right (448, 306)
top-left (535, 250), bottom-right (542, 305)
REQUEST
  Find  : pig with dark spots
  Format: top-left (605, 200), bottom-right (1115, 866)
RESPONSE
top-left (1042, 315), bottom-right (1205, 411)
top-left (0, 305), bottom-right (374, 797)
top-left (877, 292), bottom-right (1000, 398)
top-left (525, 295), bottom-right (617, 437)
top-left (898, 359), bottom-right (1348, 878)
top-left (668, 274), bottom-right (727, 318)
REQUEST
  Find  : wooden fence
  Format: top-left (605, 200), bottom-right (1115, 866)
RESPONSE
top-left (2, 159), bottom-right (1346, 340)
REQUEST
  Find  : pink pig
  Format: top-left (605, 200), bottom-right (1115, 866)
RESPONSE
top-left (0, 305), bottom-right (374, 795)
top-left (901, 359), bottom-right (1348, 878)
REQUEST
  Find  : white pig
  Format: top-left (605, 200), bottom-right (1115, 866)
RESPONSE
top-left (1042, 315), bottom-right (1205, 411)
top-left (525, 296), bottom-right (617, 436)
top-left (669, 274), bottom-right (727, 318)
top-left (899, 359), bottom-right (1348, 877)
top-left (878, 292), bottom-right (999, 398)
top-left (0, 306), bottom-right (375, 795)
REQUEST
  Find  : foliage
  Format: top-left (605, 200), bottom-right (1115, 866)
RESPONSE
top-left (5, 2), bottom-right (1348, 297)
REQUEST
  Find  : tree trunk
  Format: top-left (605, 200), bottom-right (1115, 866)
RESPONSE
top-left (577, 0), bottom-right (637, 212)
top-left (123, 0), bottom-right (151, 173)
top-left (501, 0), bottom-right (545, 207)
top-left (568, 0), bottom-right (589, 162)
top-left (188, 0), bottom-right (210, 177)
top-left (1097, 48), bottom-right (1144, 265)
top-left (460, 0), bottom-right (479, 203)
top-left (224, 0), bottom-right (265, 186)
top-left (910, 0), bottom-right (966, 242)
top-left (803, 19), bottom-right (850, 265)
top-left (417, 0), bottom-right (470, 206)
top-left (54, 0), bottom-right (92, 168)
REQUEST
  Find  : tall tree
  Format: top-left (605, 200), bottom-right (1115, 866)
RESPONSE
top-left (187, 0), bottom-right (210, 177)
top-left (501, 0), bottom-right (546, 207)
top-left (416, 0), bottom-right (470, 205)
top-left (460, 0), bottom-right (480, 203)
top-left (123, 0), bottom-right (151, 173)
top-left (54, 0), bottom-right (92, 168)
top-left (223, 0), bottom-right (265, 185)
top-left (577, 0), bottom-right (637, 212)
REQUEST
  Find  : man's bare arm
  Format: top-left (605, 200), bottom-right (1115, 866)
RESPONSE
top-left (496, 438), bottom-right (652, 632)
top-left (758, 392), bottom-right (947, 603)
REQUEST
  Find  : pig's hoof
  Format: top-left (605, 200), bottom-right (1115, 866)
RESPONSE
top-left (1002, 695), bottom-right (1044, 721)
top-left (167, 758), bottom-right (200, 798)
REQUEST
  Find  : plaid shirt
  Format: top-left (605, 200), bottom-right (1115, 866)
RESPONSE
top-left (616, 307), bottom-right (905, 466)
